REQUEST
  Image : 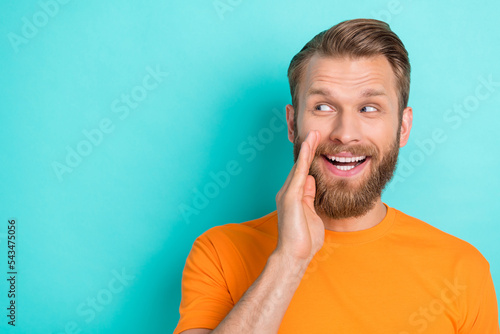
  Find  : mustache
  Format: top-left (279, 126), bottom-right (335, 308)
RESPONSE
top-left (314, 143), bottom-right (379, 157)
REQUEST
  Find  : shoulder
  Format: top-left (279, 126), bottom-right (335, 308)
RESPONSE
top-left (193, 211), bottom-right (278, 252)
top-left (199, 211), bottom-right (278, 241)
top-left (391, 207), bottom-right (490, 271)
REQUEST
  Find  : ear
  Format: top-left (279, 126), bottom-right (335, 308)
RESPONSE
top-left (399, 106), bottom-right (413, 147)
top-left (286, 104), bottom-right (295, 143)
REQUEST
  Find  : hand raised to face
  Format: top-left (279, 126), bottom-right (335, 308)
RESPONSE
top-left (275, 130), bottom-right (325, 263)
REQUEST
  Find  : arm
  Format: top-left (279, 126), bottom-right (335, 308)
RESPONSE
top-left (463, 267), bottom-right (500, 333)
top-left (211, 248), bottom-right (311, 333)
top-left (181, 131), bottom-right (324, 333)
top-left (180, 251), bottom-right (310, 334)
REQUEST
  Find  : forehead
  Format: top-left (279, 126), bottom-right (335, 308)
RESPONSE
top-left (300, 54), bottom-right (398, 102)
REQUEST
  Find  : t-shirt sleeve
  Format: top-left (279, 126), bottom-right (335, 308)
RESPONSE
top-left (173, 234), bottom-right (234, 334)
top-left (461, 264), bottom-right (500, 333)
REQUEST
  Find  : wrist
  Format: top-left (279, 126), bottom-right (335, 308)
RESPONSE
top-left (269, 249), bottom-right (311, 281)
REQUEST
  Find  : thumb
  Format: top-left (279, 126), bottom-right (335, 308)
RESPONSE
top-left (303, 175), bottom-right (317, 209)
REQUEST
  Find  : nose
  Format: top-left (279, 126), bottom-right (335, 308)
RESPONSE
top-left (328, 111), bottom-right (361, 145)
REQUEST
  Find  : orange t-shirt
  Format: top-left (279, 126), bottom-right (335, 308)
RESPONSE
top-left (174, 205), bottom-right (499, 333)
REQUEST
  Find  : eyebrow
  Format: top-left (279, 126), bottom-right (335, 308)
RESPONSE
top-left (305, 87), bottom-right (387, 98)
top-left (360, 88), bottom-right (387, 98)
top-left (306, 87), bottom-right (334, 97)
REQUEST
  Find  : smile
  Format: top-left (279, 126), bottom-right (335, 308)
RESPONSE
top-left (325, 155), bottom-right (367, 170)
top-left (322, 154), bottom-right (370, 176)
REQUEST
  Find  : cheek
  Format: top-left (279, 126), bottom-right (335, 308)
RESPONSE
top-left (299, 116), bottom-right (333, 140)
top-left (361, 116), bottom-right (398, 139)
top-left (360, 123), bottom-right (397, 157)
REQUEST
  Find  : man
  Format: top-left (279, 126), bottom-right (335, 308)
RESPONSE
top-left (174, 19), bottom-right (499, 333)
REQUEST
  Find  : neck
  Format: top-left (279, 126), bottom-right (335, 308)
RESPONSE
top-left (319, 198), bottom-right (387, 232)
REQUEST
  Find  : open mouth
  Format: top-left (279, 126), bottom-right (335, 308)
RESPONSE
top-left (324, 154), bottom-right (367, 170)
top-left (322, 154), bottom-right (370, 175)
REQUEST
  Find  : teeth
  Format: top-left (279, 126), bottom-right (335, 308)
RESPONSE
top-left (327, 155), bottom-right (366, 163)
top-left (335, 165), bottom-right (355, 171)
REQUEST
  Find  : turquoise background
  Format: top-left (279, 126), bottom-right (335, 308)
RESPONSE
top-left (1, 0), bottom-right (499, 333)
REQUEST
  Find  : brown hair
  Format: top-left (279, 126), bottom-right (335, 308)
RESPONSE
top-left (287, 19), bottom-right (410, 118)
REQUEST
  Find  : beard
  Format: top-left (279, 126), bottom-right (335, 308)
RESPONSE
top-left (293, 134), bottom-right (400, 219)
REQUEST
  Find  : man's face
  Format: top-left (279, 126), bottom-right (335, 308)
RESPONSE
top-left (286, 54), bottom-right (412, 219)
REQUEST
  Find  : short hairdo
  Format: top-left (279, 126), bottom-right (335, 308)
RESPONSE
top-left (287, 18), bottom-right (410, 118)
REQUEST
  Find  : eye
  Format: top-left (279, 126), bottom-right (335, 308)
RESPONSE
top-left (314, 104), bottom-right (333, 112)
top-left (360, 106), bottom-right (378, 113)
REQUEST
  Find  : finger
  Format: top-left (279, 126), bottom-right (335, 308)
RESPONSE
top-left (289, 131), bottom-right (316, 191)
top-left (300, 130), bottom-right (318, 175)
top-left (303, 175), bottom-right (316, 209)
top-left (308, 130), bottom-right (321, 166)
top-left (303, 130), bottom-right (318, 167)
top-left (277, 163), bottom-right (296, 202)
top-left (313, 130), bottom-right (321, 154)
top-left (279, 130), bottom-right (313, 195)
